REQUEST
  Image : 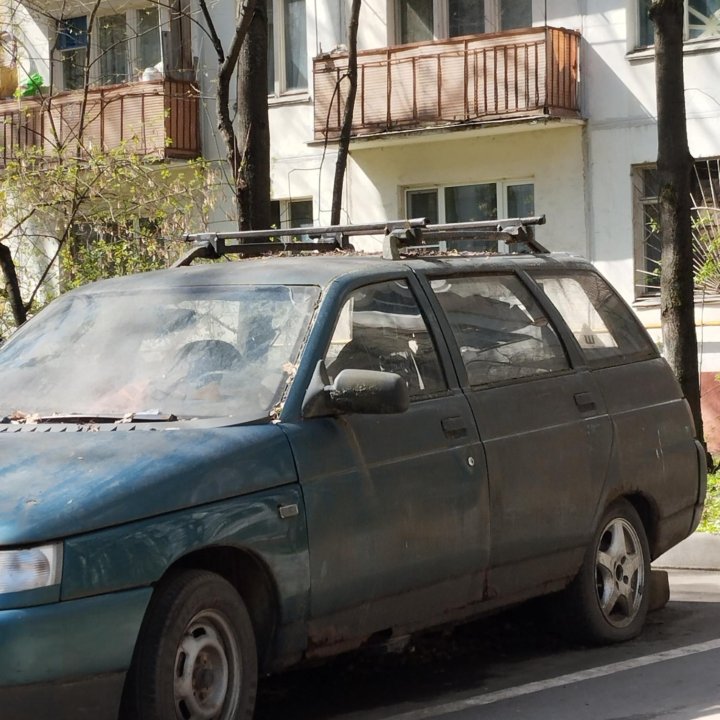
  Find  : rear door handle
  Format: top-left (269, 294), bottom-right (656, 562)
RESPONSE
top-left (442, 416), bottom-right (468, 439)
top-left (574, 392), bottom-right (596, 413)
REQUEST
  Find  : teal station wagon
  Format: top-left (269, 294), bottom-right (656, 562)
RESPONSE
top-left (0, 218), bottom-right (706, 720)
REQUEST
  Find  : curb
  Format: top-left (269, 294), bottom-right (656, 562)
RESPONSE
top-left (653, 532), bottom-right (720, 571)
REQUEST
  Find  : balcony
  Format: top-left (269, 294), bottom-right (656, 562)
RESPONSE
top-left (313, 26), bottom-right (581, 141)
top-left (0, 78), bottom-right (200, 167)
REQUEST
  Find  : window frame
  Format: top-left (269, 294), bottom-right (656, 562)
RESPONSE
top-left (55, 6), bottom-right (167, 91)
top-left (323, 278), bottom-right (450, 400)
top-left (394, 0), bottom-right (532, 44)
top-left (404, 180), bottom-right (535, 250)
top-left (528, 269), bottom-right (659, 369)
top-left (427, 271), bottom-right (572, 388)
top-left (267, 0), bottom-right (308, 97)
top-left (636, 0), bottom-right (720, 49)
top-left (632, 158), bottom-right (720, 299)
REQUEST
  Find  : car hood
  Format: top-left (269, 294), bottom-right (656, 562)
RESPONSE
top-left (0, 424), bottom-right (297, 546)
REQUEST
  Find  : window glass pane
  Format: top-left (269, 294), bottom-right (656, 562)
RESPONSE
top-left (98, 14), bottom-right (128, 84)
top-left (500, 0), bottom-right (532, 30)
top-left (445, 183), bottom-right (497, 250)
top-left (284, 0), bottom-right (307, 90)
top-left (688, 0), bottom-right (720, 39)
top-left (507, 183), bottom-right (534, 217)
top-left (445, 183), bottom-right (497, 222)
top-left (407, 189), bottom-right (439, 224)
top-left (137, 7), bottom-right (161, 73)
top-left (325, 280), bottom-right (446, 398)
top-left (62, 48), bottom-right (86, 89)
top-left (290, 199), bottom-right (313, 226)
top-left (532, 272), bottom-right (656, 366)
top-left (58, 16), bottom-right (87, 51)
top-left (449, 0), bottom-right (484, 37)
top-left (267, 0), bottom-right (275, 93)
top-left (399, 0), bottom-right (434, 43)
top-left (432, 275), bottom-right (568, 386)
top-left (637, 0), bottom-right (654, 46)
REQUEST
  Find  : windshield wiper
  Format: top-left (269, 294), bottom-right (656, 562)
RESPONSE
top-left (2, 411), bottom-right (178, 424)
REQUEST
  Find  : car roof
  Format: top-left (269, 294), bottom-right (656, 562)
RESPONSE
top-left (73, 252), bottom-right (597, 295)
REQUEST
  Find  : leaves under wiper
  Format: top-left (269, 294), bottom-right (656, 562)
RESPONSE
top-left (2, 410), bottom-right (178, 424)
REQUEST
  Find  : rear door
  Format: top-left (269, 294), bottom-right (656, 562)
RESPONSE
top-left (287, 276), bottom-right (490, 652)
top-left (527, 270), bottom-right (701, 554)
top-left (421, 271), bottom-right (613, 601)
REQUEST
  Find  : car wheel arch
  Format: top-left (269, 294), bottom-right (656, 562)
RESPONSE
top-left (152, 545), bottom-right (280, 672)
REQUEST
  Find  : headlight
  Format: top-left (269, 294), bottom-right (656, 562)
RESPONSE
top-left (0, 543), bottom-right (63, 594)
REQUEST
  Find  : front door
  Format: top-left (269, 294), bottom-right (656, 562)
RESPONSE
top-left (288, 278), bottom-right (489, 653)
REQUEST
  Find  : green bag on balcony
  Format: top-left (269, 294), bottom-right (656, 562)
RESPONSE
top-left (17, 72), bottom-right (44, 97)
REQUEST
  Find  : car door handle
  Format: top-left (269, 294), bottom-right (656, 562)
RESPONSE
top-left (442, 416), bottom-right (468, 439)
top-left (574, 392), bottom-right (596, 413)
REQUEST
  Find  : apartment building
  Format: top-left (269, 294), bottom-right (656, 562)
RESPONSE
top-left (2, 0), bottom-right (720, 441)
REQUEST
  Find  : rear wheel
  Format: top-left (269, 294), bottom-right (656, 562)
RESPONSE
top-left (122, 569), bottom-right (257, 720)
top-left (565, 499), bottom-right (650, 644)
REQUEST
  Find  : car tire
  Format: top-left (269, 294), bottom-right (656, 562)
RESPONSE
top-left (564, 499), bottom-right (651, 644)
top-left (122, 568), bottom-right (257, 720)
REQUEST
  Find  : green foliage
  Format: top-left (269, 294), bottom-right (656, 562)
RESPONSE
top-left (699, 469), bottom-right (720, 534)
top-left (0, 144), bottom-right (218, 336)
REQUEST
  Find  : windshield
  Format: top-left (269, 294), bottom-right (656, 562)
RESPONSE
top-left (0, 284), bottom-right (320, 421)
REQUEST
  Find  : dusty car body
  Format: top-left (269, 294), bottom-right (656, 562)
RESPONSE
top-left (0, 222), bottom-right (706, 720)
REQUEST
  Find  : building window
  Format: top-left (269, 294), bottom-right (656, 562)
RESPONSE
top-left (397, 0), bottom-right (532, 44)
top-left (637, 0), bottom-right (720, 47)
top-left (271, 198), bottom-right (314, 239)
top-left (634, 159), bottom-right (720, 296)
top-left (58, 16), bottom-right (88, 90)
top-left (406, 181), bottom-right (534, 250)
top-left (57, 7), bottom-right (164, 90)
top-left (267, 0), bottom-right (307, 95)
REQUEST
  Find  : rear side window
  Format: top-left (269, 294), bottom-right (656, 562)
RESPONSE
top-left (431, 275), bottom-right (569, 386)
top-left (530, 272), bottom-right (657, 367)
top-left (324, 280), bottom-right (446, 398)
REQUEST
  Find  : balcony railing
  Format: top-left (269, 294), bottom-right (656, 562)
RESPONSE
top-left (314, 26), bottom-right (581, 141)
top-left (0, 78), bottom-right (200, 167)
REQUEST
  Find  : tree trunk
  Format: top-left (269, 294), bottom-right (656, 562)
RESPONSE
top-left (0, 243), bottom-right (27, 328)
top-left (650, 0), bottom-right (704, 443)
top-left (330, 0), bottom-right (362, 226)
top-left (237, 0), bottom-right (271, 230)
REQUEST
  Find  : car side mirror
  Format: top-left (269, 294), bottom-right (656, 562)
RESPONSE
top-left (302, 360), bottom-right (410, 418)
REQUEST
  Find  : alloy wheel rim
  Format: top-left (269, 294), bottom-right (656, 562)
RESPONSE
top-left (594, 517), bottom-right (645, 628)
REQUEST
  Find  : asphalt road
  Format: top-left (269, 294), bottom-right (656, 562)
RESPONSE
top-left (255, 570), bottom-right (720, 720)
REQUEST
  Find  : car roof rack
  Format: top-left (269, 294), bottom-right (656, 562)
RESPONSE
top-left (174, 215), bottom-right (547, 266)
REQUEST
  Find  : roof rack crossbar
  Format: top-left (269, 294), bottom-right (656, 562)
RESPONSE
top-left (174, 219), bottom-right (429, 266)
top-left (383, 215), bottom-right (547, 259)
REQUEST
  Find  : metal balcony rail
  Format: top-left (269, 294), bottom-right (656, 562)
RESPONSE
top-left (0, 78), bottom-right (199, 167)
top-left (314, 26), bottom-right (580, 140)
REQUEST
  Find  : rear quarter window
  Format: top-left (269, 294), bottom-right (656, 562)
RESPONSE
top-left (530, 271), bottom-right (657, 367)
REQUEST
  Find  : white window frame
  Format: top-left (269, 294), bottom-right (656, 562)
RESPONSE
top-left (55, 6), bottom-right (167, 91)
top-left (404, 180), bottom-right (535, 222)
top-left (394, 0), bottom-right (531, 44)
top-left (268, 0), bottom-right (308, 97)
top-left (636, 0), bottom-right (720, 48)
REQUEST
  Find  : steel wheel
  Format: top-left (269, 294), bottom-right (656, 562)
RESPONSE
top-left (122, 569), bottom-right (257, 720)
top-left (594, 516), bottom-right (645, 629)
top-left (174, 610), bottom-right (241, 720)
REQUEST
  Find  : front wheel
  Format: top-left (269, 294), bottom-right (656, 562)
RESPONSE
top-left (122, 569), bottom-right (258, 720)
top-left (565, 499), bottom-right (651, 644)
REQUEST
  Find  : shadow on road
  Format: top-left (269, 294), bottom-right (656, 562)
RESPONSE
top-left (256, 602), bottom-right (570, 720)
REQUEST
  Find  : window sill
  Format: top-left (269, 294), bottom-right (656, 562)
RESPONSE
top-left (627, 36), bottom-right (720, 63)
top-left (268, 91), bottom-right (311, 108)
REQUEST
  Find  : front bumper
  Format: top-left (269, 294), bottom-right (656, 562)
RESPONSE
top-left (0, 586), bottom-right (152, 720)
